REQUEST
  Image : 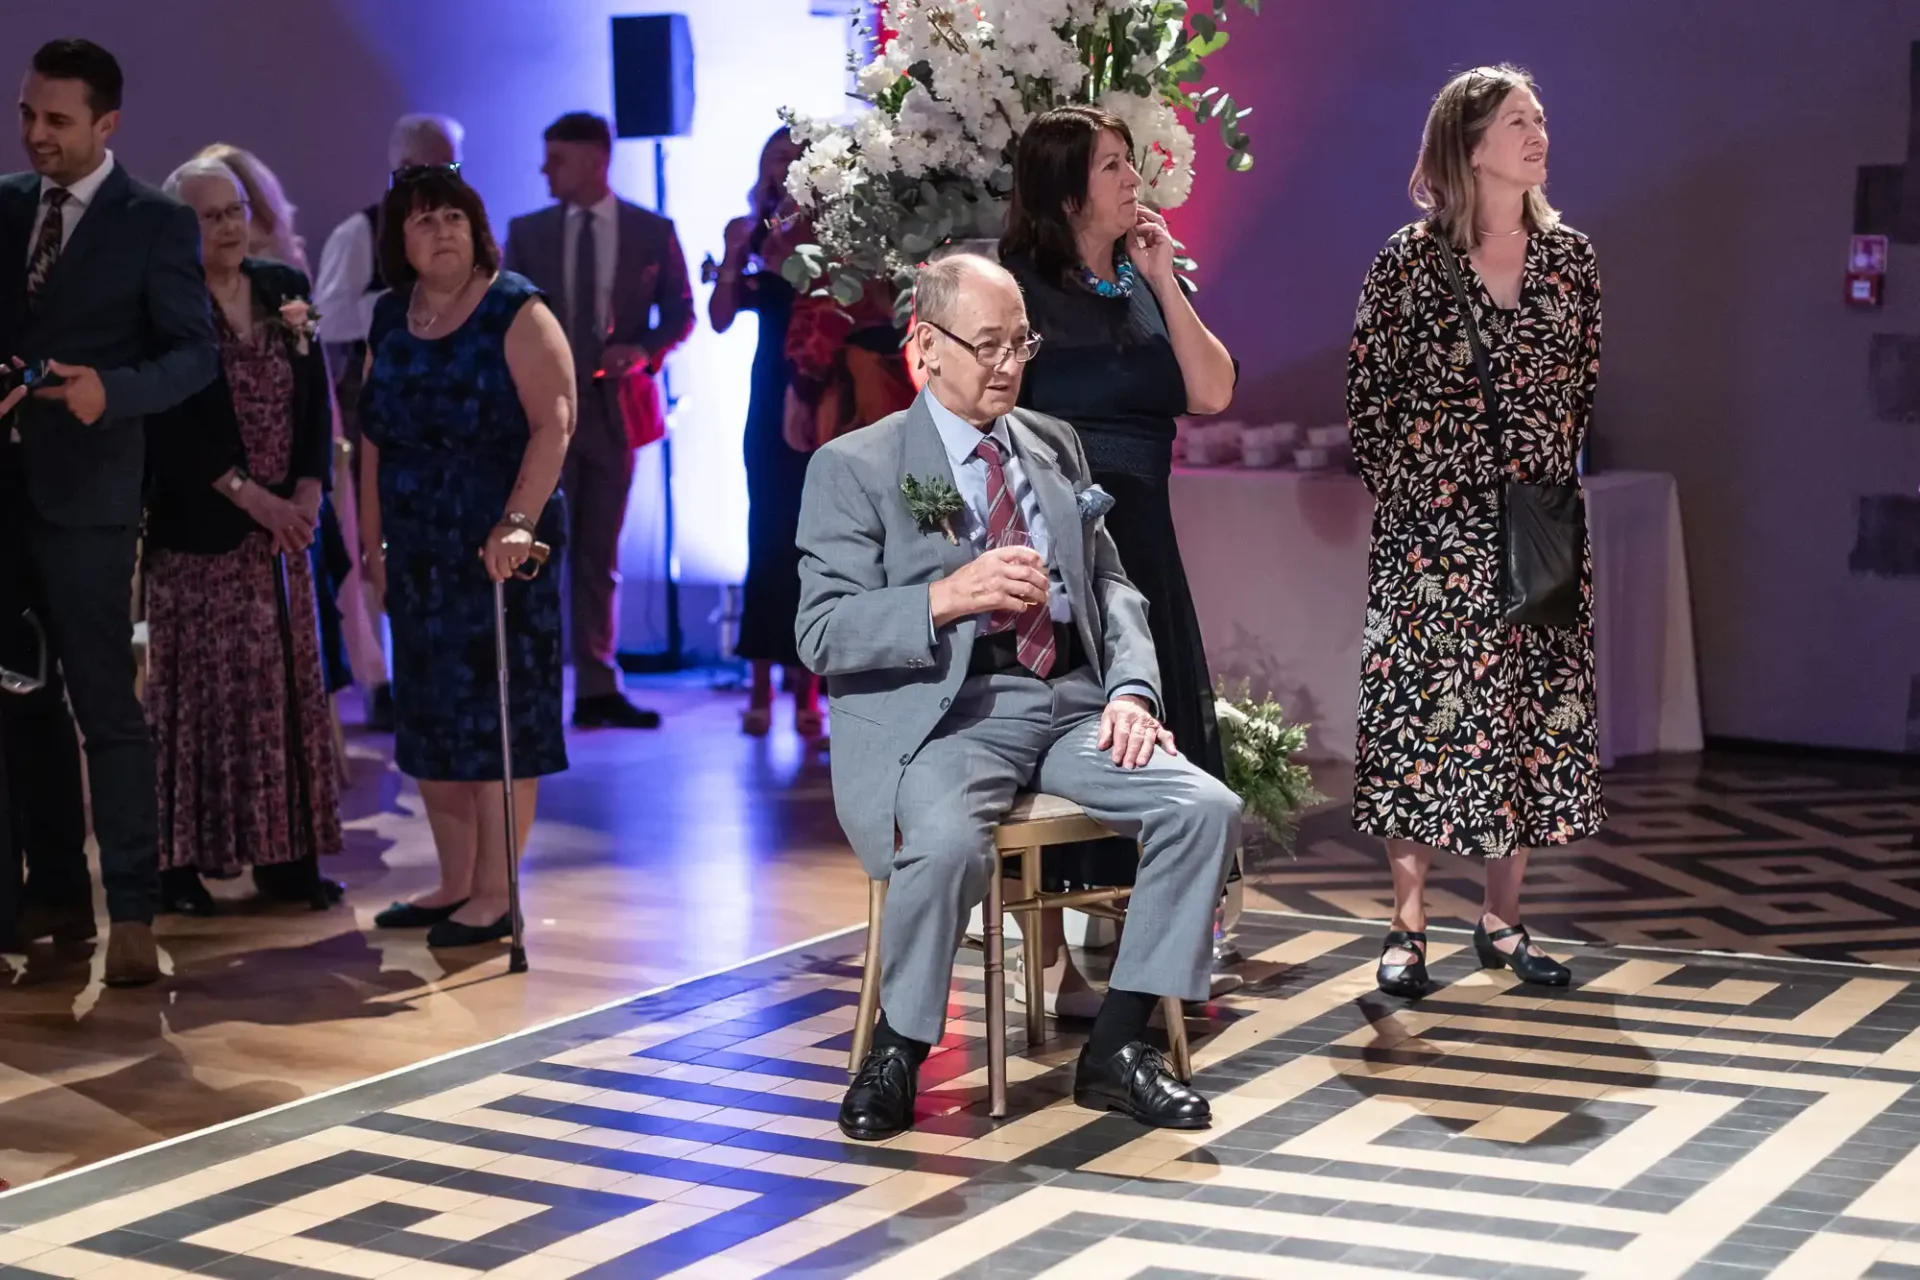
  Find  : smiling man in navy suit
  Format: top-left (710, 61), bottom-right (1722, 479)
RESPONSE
top-left (0, 39), bottom-right (216, 984)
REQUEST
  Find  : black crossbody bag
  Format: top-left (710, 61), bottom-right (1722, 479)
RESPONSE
top-left (1431, 230), bottom-right (1584, 629)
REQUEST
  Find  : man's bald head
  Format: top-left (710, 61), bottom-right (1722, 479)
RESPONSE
top-left (911, 252), bottom-right (1032, 426)
top-left (913, 252), bottom-right (1020, 330)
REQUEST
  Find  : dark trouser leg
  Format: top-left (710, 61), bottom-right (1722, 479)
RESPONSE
top-left (26, 522), bottom-right (156, 925)
top-left (0, 473), bottom-right (87, 909)
top-left (564, 390), bottom-right (633, 702)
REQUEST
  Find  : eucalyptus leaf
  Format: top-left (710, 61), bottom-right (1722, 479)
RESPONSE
top-left (1190, 12), bottom-right (1216, 40)
top-left (830, 272), bottom-right (864, 307)
top-left (1228, 149), bottom-right (1254, 172)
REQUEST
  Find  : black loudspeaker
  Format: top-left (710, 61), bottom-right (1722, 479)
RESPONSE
top-left (611, 15), bottom-right (695, 139)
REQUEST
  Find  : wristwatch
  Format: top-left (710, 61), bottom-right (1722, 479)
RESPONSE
top-left (499, 511), bottom-right (535, 534)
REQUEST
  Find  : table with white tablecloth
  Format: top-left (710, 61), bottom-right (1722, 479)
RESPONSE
top-left (1167, 468), bottom-right (1704, 766)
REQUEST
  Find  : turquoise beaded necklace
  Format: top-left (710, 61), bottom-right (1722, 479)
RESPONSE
top-left (1075, 258), bottom-right (1137, 299)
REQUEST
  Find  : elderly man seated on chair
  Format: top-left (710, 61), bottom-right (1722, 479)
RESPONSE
top-left (795, 254), bottom-right (1240, 1141)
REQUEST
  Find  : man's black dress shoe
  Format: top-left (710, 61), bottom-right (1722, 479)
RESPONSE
top-left (159, 869), bottom-right (217, 917)
top-left (1074, 1041), bottom-right (1211, 1130)
top-left (573, 694), bottom-right (662, 729)
top-left (427, 914), bottom-right (512, 948)
top-left (838, 1045), bottom-right (917, 1141)
top-left (12, 899), bottom-right (98, 946)
top-left (373, 899), bottom-right (467, 929)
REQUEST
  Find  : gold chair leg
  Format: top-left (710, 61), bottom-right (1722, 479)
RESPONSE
top-left (1019, 849), bottom-right (1045, 1052)
top-left (849, 878), bottom-right (887, 1076)
top-left (1162, 995), bottom-right (1192, 1082)
top-left (986, 866), bottom-right (1007, 1118)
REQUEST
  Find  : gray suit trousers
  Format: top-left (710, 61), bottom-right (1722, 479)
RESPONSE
top-left (562, 382), bottom-right (632, 700)
top-left (882, 664), bottom-right (1240, 1046)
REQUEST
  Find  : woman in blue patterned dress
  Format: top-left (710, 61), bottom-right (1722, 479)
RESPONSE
top-left (357, 165), bottom-right (574, 949)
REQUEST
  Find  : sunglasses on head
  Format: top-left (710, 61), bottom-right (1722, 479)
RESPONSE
top-left (390, 162), bottom-right (463, 189)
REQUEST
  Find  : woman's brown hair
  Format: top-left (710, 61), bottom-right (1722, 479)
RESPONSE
top-left (1410, 64), bottom-right (1560, 251)
top-left (379, 167), bottom-right (500, 290)
top-left (1000, 105), bottom-right (1134, 289)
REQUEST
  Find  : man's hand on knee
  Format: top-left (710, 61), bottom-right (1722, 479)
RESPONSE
top-left (1097, 696), bottom-right (1178, 770)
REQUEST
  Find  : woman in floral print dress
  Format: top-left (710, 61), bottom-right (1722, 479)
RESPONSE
top-left (1346, 66), bottom-right (1603, 995)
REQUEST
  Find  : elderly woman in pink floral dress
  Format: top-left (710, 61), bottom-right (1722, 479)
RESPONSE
top-left (142, 156), bottom-right (341, 914)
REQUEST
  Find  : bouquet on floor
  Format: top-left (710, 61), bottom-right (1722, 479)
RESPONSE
top-left (1214, 681), bottom-right (1322, 852)
top-left (780, 0), bottom-right (1262, 318)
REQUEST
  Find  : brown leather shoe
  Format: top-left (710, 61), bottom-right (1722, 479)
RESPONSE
top-left (12, 900), bottom-right (98, 946)
top-left (104, 922), bottom-right (161, 987)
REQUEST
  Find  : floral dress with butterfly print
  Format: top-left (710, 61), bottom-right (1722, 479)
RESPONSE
top-left (1345, 220), bottom-right (1605, 859)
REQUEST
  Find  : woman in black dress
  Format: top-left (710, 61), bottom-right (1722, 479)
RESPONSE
top-left (710, 128), bottom-right (820, 736)
top-left (1000, 105), bottom-right (1238, 1011)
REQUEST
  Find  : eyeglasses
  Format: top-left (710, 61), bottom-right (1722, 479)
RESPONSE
top-left (196, 199), bottom-right (250, 228)
top-left (390, 162), bottom-right (463, 189)
top-left (921, 320), bottom-right (1043, 369)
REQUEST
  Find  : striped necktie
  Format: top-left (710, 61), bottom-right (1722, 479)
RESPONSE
top-left (973, 435), bottom-right (1056, 679)
top-left (25, 188), bottom-right (71, 305)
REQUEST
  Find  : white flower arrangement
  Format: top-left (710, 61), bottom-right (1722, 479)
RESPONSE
top-left (780, 0), bottom-right (1261, 317)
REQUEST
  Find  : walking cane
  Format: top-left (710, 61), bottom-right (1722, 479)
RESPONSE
top-left (493, 540), bottom-right (550, 975)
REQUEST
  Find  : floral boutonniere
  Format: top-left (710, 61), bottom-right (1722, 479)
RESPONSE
top-left (1075, 484), bottom-right (1116, 521)
top-left (902, 474), bottom-right (965, 544)
top-left (274, 297), bottom-right (321, 356)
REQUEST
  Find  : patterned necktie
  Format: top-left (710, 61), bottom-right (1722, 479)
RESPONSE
top-left (26, 188), bottom-right (71, 305)
top-left (570, 206), bottom-right (600, 369)
top-left (973, 434), bottom-right (1056, 679)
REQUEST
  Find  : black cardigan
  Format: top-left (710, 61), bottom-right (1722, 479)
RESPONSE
top-left (144, 259), bottom-right (333, 555)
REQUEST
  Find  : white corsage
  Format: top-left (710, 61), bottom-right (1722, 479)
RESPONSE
top-left (1075, 484), bottom-right (1116, 521)
top-left (276, 297), bottom-right (320, 356)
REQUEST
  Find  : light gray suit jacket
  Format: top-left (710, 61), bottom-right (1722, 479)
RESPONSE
top-left (795, 391), bottom-right (1161, 877)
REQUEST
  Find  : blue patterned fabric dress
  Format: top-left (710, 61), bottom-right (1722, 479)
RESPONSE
top-left (360, 271), bottom-right (568, 781)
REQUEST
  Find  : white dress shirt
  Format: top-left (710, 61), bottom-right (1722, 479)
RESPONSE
top-left (313, 209), bottom-right (379, 345)
top-left (26, 150), bottom-right (115, 264)
top-left (562, 192), bottom-right (620, 336)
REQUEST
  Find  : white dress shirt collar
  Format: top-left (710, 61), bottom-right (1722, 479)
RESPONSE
top-left (570, 190), bottom-right (618, 224)
top-left (40, 150), bottom-right (115, 209)
top-left (924, 386), bottom-right (1011, 471)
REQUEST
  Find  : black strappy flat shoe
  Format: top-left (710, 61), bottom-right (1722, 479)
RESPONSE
top-left (1474, 920), bottom-right (1571, 987)
top-left (1376, 929), bottom-right (1430, 998)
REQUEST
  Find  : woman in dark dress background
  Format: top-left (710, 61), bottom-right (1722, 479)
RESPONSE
top-left (710, 129), bottom-right (820, 737)
top-left (1000, 105), bottom-right (1238, 1012)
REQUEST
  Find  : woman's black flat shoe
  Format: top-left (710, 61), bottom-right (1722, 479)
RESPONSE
top-left (373, 899), bottom-right (467, 929)
top-left (160, 870), bottom-right (217, 917)
top-left (426, 914), bottom-right (512, 948)
top-left (1376, 929), bottom-right (1430, 998)
top-left (1474, 921), bottom-right (1571, 987)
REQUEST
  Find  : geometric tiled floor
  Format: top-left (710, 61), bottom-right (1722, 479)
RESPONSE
top-left (1, 911), bottom-right (1918, 1279)
top-left (1259, 751), bottom-right (1920, 967)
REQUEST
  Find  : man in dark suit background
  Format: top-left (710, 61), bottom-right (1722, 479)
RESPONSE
top-left (0, 39), bottom-right (217, 984)
top-left (503, 112), bottom-right (694, 729)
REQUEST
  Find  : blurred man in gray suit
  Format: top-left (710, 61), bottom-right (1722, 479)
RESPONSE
top-left (796, 255), bottom-right (1239, 1141)
top-left (504, 112), bottom-right (693, 728)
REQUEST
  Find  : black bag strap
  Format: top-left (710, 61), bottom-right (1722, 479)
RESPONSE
top-left (1430, 227), bottom-right (1507, 468)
